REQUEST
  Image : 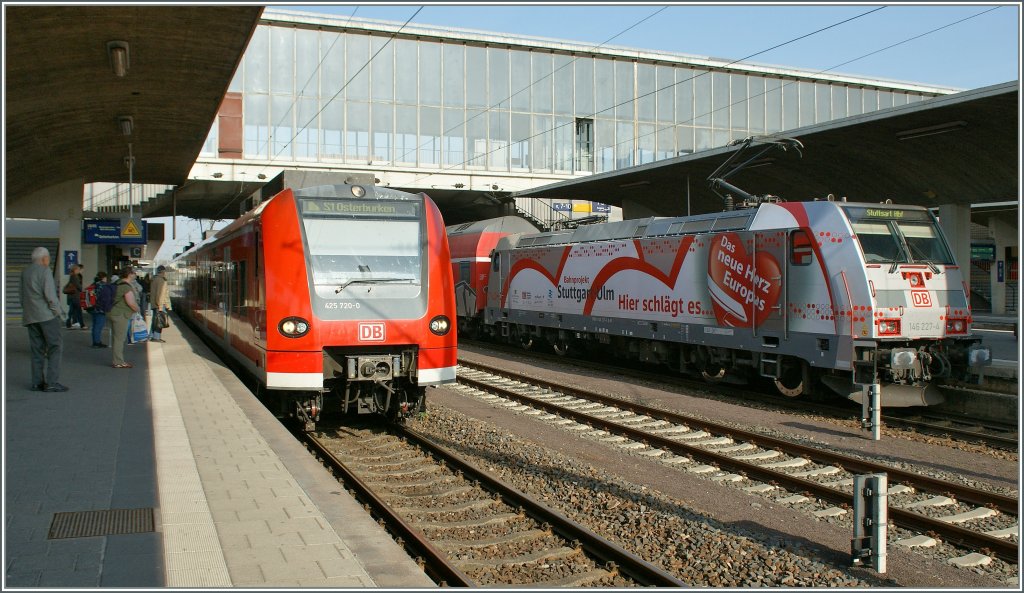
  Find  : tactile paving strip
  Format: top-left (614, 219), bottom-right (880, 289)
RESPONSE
top-left (48, 508), bottom-right (155, 539)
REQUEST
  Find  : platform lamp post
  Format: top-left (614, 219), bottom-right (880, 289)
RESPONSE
top-left (125, 143), bottom-right (135, 222)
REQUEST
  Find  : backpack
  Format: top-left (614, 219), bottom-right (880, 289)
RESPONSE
top-left (95, 283), bottom-right (116, 314)
top-left (80, 283), bottom-right (98, 311)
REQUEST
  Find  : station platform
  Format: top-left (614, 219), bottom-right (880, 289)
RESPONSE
top-left (3, 316), bottom-right (435, 588)
top-left (972, 313), bottom-right (1019, 332)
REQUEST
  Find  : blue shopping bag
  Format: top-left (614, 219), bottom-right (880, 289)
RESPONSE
top-left (131, 313), bottom-right (149, 342)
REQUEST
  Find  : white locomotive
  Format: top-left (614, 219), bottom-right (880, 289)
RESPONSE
top-left (479, 198), bottom-right (991, 407)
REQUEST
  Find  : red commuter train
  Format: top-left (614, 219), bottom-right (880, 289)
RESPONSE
top-left (170, 182), bottom-right (457, 428)
top-left (447, 216), bottom-right (538, 338)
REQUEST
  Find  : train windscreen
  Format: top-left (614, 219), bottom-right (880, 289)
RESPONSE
top-left (299, 198), bottom-right (423, 301)
top-left (842, 206), bottom-right (955, 265)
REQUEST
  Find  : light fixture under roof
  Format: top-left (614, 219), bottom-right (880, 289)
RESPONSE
top-left (117, 116), bottom-right (133, 136)
top-left (895, 120), bottom-right (967, 141)
top-left (107, 41), bottom-right (130, 77)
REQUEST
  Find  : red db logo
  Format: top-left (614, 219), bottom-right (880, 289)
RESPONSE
top-left (911, 291), bottom-right (932, 307)
top-left (358, 322), bottom-right (386, 341)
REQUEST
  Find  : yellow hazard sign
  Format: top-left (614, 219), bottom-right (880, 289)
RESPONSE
top-left (122, 219), bottom-right (142, 238)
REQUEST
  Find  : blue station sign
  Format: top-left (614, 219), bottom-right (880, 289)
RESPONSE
top-left (83, 218), bottom-right (148, 245)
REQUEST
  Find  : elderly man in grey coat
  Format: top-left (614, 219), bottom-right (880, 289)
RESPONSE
top-left (20, 247), bottom-right (69, 392)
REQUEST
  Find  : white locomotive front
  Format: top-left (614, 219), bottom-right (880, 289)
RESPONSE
top-left (483, 199), bottom-right (990, 407)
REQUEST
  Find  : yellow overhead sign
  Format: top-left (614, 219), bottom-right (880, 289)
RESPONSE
top-left (122, 219), bottom-right (142, 238)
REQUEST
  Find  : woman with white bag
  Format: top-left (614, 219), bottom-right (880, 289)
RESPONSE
top-left (109, 267), bottom-right (142, 369)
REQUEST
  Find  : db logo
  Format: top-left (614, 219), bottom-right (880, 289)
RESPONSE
top-left (911, 291), bottom-right (932, 307)
top-left (358, 322), bottom-right (386, 341)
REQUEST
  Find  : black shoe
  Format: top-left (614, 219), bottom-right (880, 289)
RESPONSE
top-left (30, 383), bottom-right (46, 391)
top-left (44, 383), bottom-right (69, 392)
top-left (91, 343), bottom-right (109, 348)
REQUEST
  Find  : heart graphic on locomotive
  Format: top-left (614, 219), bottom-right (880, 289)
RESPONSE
top-left (706, 232), bottom-right (782, 327)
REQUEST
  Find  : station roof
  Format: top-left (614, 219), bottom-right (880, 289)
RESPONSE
top-left (4, 5), bottom-right (263, 208)
top-left (514, 81), bottom-right (1019, 217)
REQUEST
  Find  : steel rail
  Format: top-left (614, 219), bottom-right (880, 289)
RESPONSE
top-left (299, 431), bottom-right (475, 587)
top-left (456, 364), bottom-right (1018, 563)
top-left (397, 426), bottom-right (690, 587)
top-left (459, 360), bottom-right (1018, 514)
top-left (463, 340), bottom-right (1018, 451)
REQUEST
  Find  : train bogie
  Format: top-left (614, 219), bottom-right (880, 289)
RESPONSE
top-left (171, 181), bottom-right (456, 428)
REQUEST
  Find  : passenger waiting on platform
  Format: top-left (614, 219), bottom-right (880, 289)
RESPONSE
top-left (109, 267), bottom-right (141, 368)
top-left (149, 266), bottom-right (171, 343)
top-left (139, 273), bottom-right (151, 313)
top-left (63, 263), bottom-right (85, 330)
top-left (88, 271), bottom-right (112, 348)
top-left (20, 246), bottom-right (68, 392)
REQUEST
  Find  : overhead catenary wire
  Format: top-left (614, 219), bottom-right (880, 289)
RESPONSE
top-left (403, 5), bottom-right (888, 186)
top-left (409, 5), bottom-right (1003, 187)
top-left (248, 5), bottom-right (1003, 197)
top-left (255, 5), bottom-right (361, 159)
top-left (601, 5), bottom-right (1006, 164)
top-left (392, 5), bottom-right (671, 164)
top-left (256, 6), bottom-right (424, 178)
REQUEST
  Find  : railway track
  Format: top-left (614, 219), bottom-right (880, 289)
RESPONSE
top-left (454, 360), bottom-right (1019, 566)
top-left (299, 423), bottom-right (686, 587)
top-left (464, 340), bottom-right (1019, 452)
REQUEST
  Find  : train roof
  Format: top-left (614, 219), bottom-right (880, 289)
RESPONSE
top-left (512, 209), bottom-right (755, 248)
top-left (508, 200), bottom-right (934, 248)
top-left (446, 215), bottom-right (538, 236)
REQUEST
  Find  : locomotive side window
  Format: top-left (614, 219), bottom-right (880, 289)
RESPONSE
top-left (491, 250), bottom-right (499, 272)
top-left (789, 229), bottom-right (813, 266)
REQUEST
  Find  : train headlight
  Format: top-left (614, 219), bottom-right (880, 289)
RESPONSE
top-left (945, 318), bottom-right (968, 335)
top-left (278, 316), bottom-right (311, 338)
top-left (350, 185), bottom-right (366, 198)
top-left (429, 315), bottom-right (451, 336)
top-left (877, 318), bottom-right (901, 336)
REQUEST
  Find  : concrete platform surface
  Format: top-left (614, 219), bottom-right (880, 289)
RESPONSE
top-left (3, 315), bottom-right (435, 588)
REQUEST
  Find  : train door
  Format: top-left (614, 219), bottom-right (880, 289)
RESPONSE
top-left (219, 247), bottom-right (232, 341)
top-left (752, 231), bottom-right (785, 337)
top-left (457, 261), bottom-right (473, 317)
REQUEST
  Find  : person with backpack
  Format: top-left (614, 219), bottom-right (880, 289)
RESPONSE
top-left (63, 263), bottom-right (85, 330)
top-left (87, 271), bottom-right (113, 348)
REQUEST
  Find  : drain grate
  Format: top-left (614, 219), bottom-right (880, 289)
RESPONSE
top-left (48, 508), bottom-right (155, 539)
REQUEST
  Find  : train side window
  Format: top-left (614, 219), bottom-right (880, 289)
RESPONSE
top-left (235, 261), bottom-right (247, 313)
top-left (491, 250), bottom-right (499, 272)
top-left (790, 230), bottom-right (813, 266)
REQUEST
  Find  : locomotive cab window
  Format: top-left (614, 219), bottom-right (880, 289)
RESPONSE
top-left (843, 206), bottom-right (954, 265)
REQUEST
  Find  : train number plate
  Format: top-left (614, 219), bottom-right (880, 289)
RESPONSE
top-left (359, 322), bottom-right (386, 342)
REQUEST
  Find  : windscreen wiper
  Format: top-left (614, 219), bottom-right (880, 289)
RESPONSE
top-left (335, 278), bottom-right (413, 293)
